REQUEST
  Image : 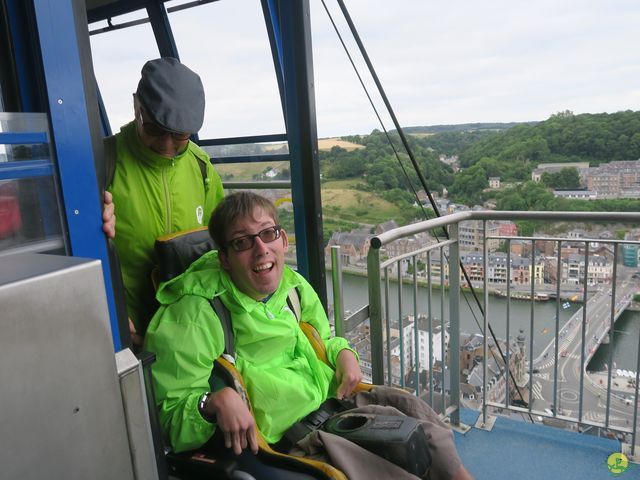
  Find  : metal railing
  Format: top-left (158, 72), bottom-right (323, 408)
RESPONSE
top-left (357, 210), bottom-right (640, 452)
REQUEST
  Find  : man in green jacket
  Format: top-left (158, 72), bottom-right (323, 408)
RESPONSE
top-left (145, 192), bottom-right (472, 480)
top-left (103, 57), bottom-right (224, 340)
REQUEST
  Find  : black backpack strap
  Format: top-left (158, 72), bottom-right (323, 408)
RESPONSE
top-left (196, 156), bottom-right (208, 185)
top-left (192, 148), bottom-right (210, 191)
top-left (210, 296), bottom-right (234, 358)
top-left (103, 134), bottom-right (117, 189)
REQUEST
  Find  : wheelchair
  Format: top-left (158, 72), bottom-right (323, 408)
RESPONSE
top-left (143, 227), bottom-right (373, 480)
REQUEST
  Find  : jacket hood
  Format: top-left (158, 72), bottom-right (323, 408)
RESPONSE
top-left (156, 250), bottom-right (226, 305)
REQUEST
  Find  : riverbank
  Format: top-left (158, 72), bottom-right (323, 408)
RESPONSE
top-left (326, 263), bottom-right (586, 303)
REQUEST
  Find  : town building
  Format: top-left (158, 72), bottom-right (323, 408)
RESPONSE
top-left (388, 316), bottom-right (449, 380)
top-left (531, 162), bottom-right (590, 183)
top-left (459, 219), bottom-right (500, 252)
top-left (585, 159), bottom-right (640, 198)
top-left (324, 231), bottom-right (371, 266)
top-left (553, 190), bottom-right (597, 200)
top-left (545, 254), bottom-right (613, 285)
top-left (462, 330), bottom-right (528, 404)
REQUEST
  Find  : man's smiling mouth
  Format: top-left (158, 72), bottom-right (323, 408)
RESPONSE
top-left (253, 262), bottom-right (274, 273)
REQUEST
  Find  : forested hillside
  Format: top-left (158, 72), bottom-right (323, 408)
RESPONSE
top-left (458, 110), bottom-right (640, 169)
top-left (401, 122), bottom-right (528, 135)
top-left (320, 130), bottom-right (455, 205)
top-left (447, 110), bottom-right (640, 205)
top-left (318, 110), bottom-right (640, 221)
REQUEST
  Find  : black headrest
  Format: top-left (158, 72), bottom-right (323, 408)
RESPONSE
top-left (154, 227), bottom-right (217, 282)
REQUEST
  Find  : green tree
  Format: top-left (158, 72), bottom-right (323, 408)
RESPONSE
top-left (448, 164), bottom-right (488, 205)
top-left (541, 167), bottom-right (580, 189)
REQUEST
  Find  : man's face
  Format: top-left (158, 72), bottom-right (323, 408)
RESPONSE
top-left (134, 96), bottom-right (190, 158)
top-left (219, 208), bottom-right (289, 301)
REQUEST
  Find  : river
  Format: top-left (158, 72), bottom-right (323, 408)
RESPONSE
top-left (327, 273), bottom-right (640, 369)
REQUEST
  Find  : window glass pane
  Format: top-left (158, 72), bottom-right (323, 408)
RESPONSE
top-left (0, 113), bottom-right (51, 162)
top-left (206, 139), bottom-right (295, 263)
top-left (0, 113), bottom-right (64, 254)
top-left (90, 10), bottom-right (159, 134)
top-left (168, 0), bottom-right (285, 139)
top-left (0, 177), bottom-right (64, 254)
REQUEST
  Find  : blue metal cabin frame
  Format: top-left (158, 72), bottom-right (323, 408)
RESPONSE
top-left (1, 0), bottom-right (327, 349)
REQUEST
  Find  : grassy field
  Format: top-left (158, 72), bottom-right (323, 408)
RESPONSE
top-left (213, 172), bottom-right (402, 226)
top-left (321, 179), bottom-right (367, 189)
top-left (407, 132), bottom-right (435, 138)
top-left (322, 181), bottom-right (404, 225)
top-left (213, 148), bottom-right (403, 228)
top-left (213, 138), bottom-right (362, 180)
top-left (317, 138), bottom-right (364, 151)
top-left (260, 137), bottom-right (364, 152)
top-left (214, 161), bottom-right (290, 180)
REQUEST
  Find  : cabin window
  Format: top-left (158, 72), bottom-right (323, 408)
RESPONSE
top-left (90, 9), bottom-right (161, 133)
top-left (0, 113), bottom-right (64, 255)
top-left (166, 0), bottom-right (285, 139)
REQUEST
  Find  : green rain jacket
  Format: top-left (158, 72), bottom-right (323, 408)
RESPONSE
top-left (108, 122), bottom-right (224, 332)
top-left (145, 250), bottom-right (355, 452)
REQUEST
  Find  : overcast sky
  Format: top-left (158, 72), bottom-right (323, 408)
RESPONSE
top-left (90, 0), bottom-right (640, 139)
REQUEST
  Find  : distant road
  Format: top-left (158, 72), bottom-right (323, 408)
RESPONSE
top-left (530, 276), bottom-right (639, 427)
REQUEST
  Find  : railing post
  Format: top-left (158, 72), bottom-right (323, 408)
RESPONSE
top-left (398, 260), bottom-right (405, 387)
top-left (482, 221), bottom-right (489, 425)
top-left (368, 242), bottom-right (385, 385)
top-left (448, 223), bottom-right (461, 426)
top-left (506, 240), bottom-right (512, 408)
top-left (330, 245), bottom-right (344, 337)
top-left (413, 256), bottom-right (420, 396)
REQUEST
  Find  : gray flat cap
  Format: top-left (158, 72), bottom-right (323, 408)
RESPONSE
top-left (136, 57), bottom-right (205, 134)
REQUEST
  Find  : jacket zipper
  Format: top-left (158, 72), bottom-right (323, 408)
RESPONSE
top-left (162, 160), bottom-right (174, 234)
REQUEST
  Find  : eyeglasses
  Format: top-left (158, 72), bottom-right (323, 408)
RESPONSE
top-left (141, 120), bottom-right (191, 141)
top-left (226, 225), bottom-right (282, 252)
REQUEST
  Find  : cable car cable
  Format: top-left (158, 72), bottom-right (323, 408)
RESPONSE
top-left (326, 0), bottom-right (531, 417)
top-left (317, 0), bottom-right (433, 224)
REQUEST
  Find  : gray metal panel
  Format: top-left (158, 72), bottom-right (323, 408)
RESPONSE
top-left (116, 349), bottom-right (159, 480)
top-left (0, 254), bottom-right (134, 479)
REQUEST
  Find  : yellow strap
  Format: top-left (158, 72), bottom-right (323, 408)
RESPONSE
top-left (216, 356), bottom-right (348, 479)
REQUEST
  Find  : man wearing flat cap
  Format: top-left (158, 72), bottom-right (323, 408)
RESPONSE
top-left (103, 57), bottom-right (224, 342)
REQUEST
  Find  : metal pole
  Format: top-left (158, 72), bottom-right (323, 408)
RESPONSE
top-left (605, 245), bottom-right (619, 426)
top-left (330, 246), bottom-right (344, 337)
top-left (506, 240), bottom-right (511, 407)
top-left (449, 224), bottom-right (461, 426)
top-left (482, 221), bottom-right (489, 421)
top-left (277, 0), bottom-right (327, 308)
top-left (529, 240), bottom-right (536, 414)
top-left (427, 250), bottom-right (434, 404)
top-left (398, 261), bottom-right (405, 387)
top-left (413, 256), bottom-right (420, 395)
top-left (367, 243), bottom-right (384, 385)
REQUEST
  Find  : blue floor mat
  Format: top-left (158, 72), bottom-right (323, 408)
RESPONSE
top-left (453, 409), bottom-right (637, 480)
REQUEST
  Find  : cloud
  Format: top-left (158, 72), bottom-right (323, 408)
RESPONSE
top-left (90, 0), bottom-right (640, 138)
top-left (311, 0), bottom-right (640, 134)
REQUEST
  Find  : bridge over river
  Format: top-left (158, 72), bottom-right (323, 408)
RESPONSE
top-left (530, 279), bottom-right (639, 428)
